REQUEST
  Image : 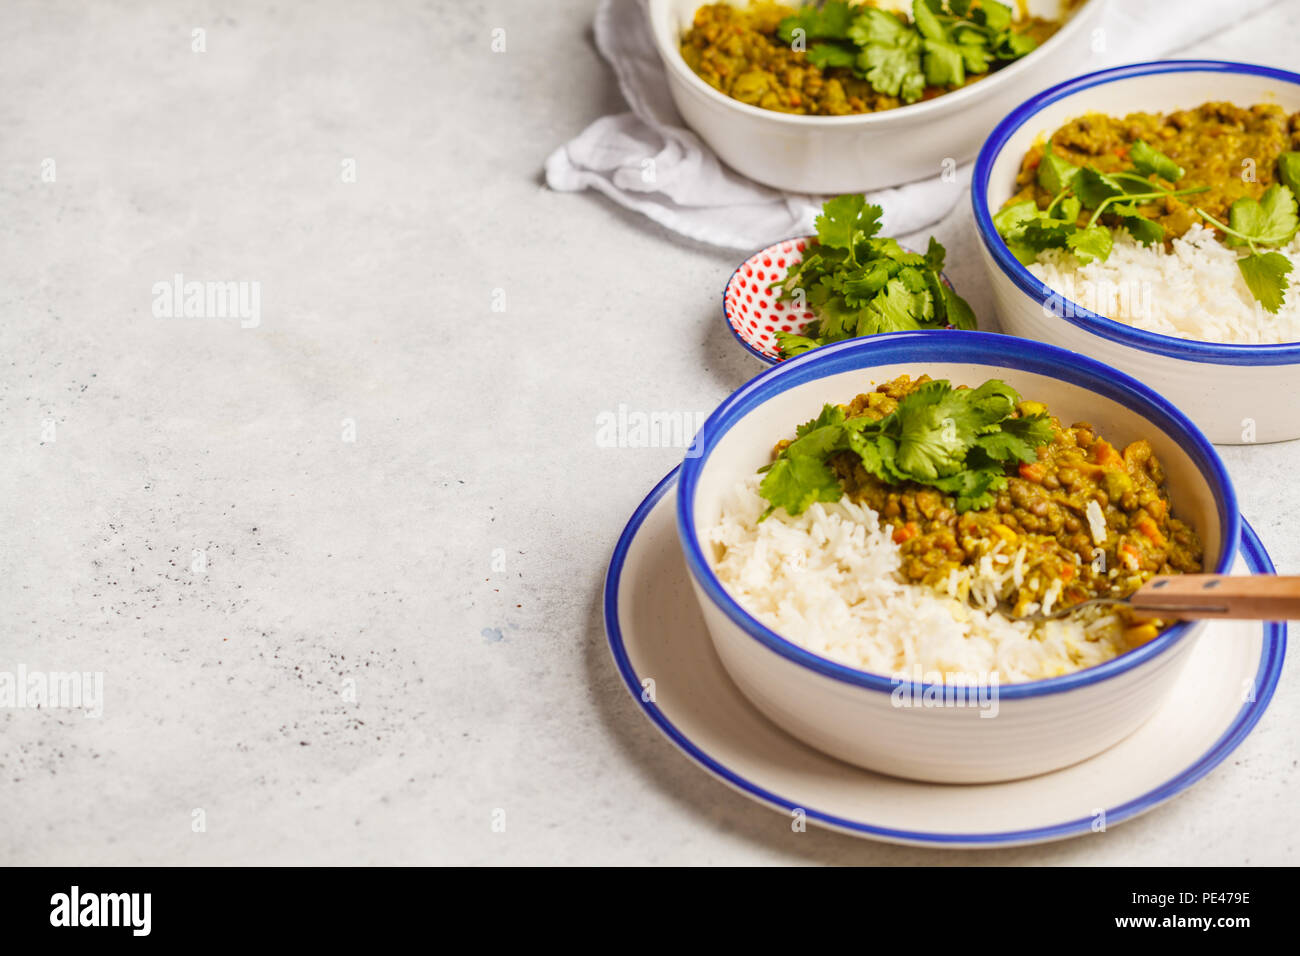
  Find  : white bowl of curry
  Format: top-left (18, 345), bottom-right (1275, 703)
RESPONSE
top-left (648, 0), bottom-right (1105, 193)
top-left (974, 60), bottom-right (1300, 444)
top-left (676, 331), bottom-right (1239, 782)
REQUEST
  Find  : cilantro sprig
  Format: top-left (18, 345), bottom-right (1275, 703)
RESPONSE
top-left (777, 1), bottom-right (1037, 106)
top-left (995, 138), bottom-right (1207, 265)
top-left (757, 379), bottom-right (1055, 519)
top-left (773, 195), bottom-right (977, 359)
top-left (1196, 180), bottom-right (1300, 313)
top-left (996, 141), bottom-right (1300, 314)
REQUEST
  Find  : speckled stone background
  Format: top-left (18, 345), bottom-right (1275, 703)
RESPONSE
top-left (1, 0), bottom-right (1296, 865)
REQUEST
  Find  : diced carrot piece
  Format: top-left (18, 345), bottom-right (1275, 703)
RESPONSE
top-left (1120, 543), bottom-right (1140, 570)
top-left (1136, 516), bottom-right (1165, 547)
top-left (1093, 440), bottom-right (1123, 468)
top-left (892, 522), bottom-right (919, 544)
top-left (1019, 462), bottom-right (1045, 483)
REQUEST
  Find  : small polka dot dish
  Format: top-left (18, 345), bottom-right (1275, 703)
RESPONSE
top-left (723, 238), bottom-right (817, 364)
top-left (724, 237), bottom-right (966, 365)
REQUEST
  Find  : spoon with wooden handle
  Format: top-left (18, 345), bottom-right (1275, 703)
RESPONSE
top-left (1014, 575), bottom-right (1300, 622)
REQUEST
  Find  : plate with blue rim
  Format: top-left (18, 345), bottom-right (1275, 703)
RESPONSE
top-left (603, 467), bottom-right (1286, 847)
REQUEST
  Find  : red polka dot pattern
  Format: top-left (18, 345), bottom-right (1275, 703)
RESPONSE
top-left (724, 238), bottom-right (818, 363)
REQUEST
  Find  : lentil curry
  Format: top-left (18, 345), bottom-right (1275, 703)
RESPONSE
top-left (775, 375), bottom-right (1204, 642)
top-left (679, 2), bottom-right (1064, 117)
top-left (1010, 101), bottom-right (1300, 241)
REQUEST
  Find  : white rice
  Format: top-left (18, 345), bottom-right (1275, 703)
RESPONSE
top-left (708, 478), bottom-right (1131, 684)
top-left (1084, 499), bottom-right (1107, 547)
top-left (1028, 224), bottom-right (1300, 344)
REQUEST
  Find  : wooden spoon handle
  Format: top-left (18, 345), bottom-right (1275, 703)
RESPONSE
top-left (1130, 574), bottom-right (1300, 620)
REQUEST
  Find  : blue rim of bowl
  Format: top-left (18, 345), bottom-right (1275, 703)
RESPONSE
top-left (973, 59), bottom-right (1300, 367)
top-left (724, 237), bottom-right (960, 367)
top-left (604, 467), bottom-right (1284, 846)
top-left (675, 330), bottom-right (1241, 701)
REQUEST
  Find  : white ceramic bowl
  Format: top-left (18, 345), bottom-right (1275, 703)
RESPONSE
top-left (974, 60), bottom-right (1300, 445)
top-left (647, 0), bottom-right (1106, 193)
top-left (676, 331), bottom-right (1240, 783)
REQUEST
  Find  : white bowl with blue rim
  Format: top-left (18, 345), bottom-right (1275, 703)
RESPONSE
top-left (675, 330), bottom-right (1239, 783)
top-left (973, 60), bottom-right (1300, 445)
top-left (647, 0), bottom-right (1107, 193)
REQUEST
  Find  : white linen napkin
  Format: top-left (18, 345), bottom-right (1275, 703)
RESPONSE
top-left (546, 0), bottom-right (1282, 251)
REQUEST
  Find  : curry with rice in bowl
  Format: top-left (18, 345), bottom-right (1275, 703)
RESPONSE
top-left (708, 374), bottom-right (1203, 683)
top-left (995, 100), bottom-right (1300, 342)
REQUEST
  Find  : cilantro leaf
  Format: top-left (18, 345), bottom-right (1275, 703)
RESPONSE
top-left (912, 0), bottom-right (948, 42)
top-left (1128, 140), bottom-right (1183, 183)
top-left (1054, 195), bottom-right (1082, 223)
top-left (807, 42), bottom-right (857, 70)
top-left (858, 41), bottom-right (924, 101)
top-left (1075, 166), bottom-right (1126, 208)
top-left (1237, 251), bottom-right (1292, 314)
top-left (922, 38), bottom-right (966, 87)
top-left (866, 237), bottom-right (926, 265)
top-left (993, 199), bottom-right (1039, 238)
top-left (994, 198), bottom-right (1082, 262)
top-left (890, 385), bottom-right (969, 481)
top-left (795, 403), bottom-right (846, 439)
top-left (1227, 184), bottom-right (1299, 247)
top-left (841, 260), bottom-right (897, 306)
top-left (774, 331), bottom-right (820, 357)
top-left (896, 265), bottom-right (929, 294)
top-left (942, 284), bottom-right (978, 330)
top-left (1022, 216), bottom-right (1075, 251)
top-left (847, 8), bottom-right (910, 47)
top-left (758, 456), bottom-right (844, 520)
top-left (1118, 213), bottom-right (1164, 247)
top-left (810, 293), bottom-right (859, 341)
top-left (931, 468), bottom-right (1006, 512)
top-left (1002, 241), bottom-right (1038, 265)
top-left (949, 378), bottom-right (1022, 429)
top-left (957, 38), bottom-right (992, 74)
top-left (777, 1), bottom-right (854, 43)
top-left (996, 31), bottom-right (1036, 59)
top-left (976, 0), bottom-right (1012, 32)
top-left (815, 195), bottom-right (884, 251)
top-left (1194, 185), bottom-right (1299, 311)
top-left (1278, 152), bottom-right (1300, 197)
top-left (1037, 141), bottom-right (1080, 196)
top-left (976, 413), bottom-right (1055, 462)
top-left (1066, 224), bottom-right (1113, 264)
top-left (889, 379), bottom-right (1018, 480)
top-left (923, 235), bottom-right (946, 273)
top-left (859, 278), bottom-right (928, 334)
